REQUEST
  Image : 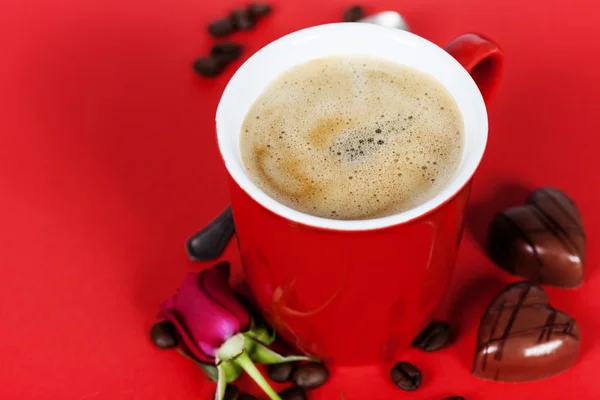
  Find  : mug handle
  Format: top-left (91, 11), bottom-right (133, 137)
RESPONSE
top-left (445, 33), bottom-right (504, 104)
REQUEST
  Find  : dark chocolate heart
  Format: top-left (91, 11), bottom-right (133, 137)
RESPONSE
top-left (472, 281), bottom-right (580, 382)
top-left (487, 187), bottom-right (586, 288)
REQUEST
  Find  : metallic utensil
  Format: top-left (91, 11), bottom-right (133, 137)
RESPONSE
top-left (359, 11), bottom-right (410, 32)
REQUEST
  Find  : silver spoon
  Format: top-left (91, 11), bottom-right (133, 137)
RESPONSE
top-left (359, 11), bottom-right (410, 32)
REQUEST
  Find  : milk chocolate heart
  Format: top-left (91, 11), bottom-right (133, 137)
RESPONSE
top-left (487, 187), bottom-right (586, 288)
top-left (472, 281), bottom-right (580, 382)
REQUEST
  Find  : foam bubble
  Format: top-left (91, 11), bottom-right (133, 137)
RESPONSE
top-left (240, 56), bottom-right (464, 220)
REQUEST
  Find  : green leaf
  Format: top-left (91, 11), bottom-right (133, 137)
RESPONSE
top-left (200, 363), bottom-right (220, 383)
top-left (220, 360), bottom-right (242, 383)
top-left (249, 340), bottom-right (314, 365)
top-left (234, 352), bottom-right (282, 400)
top-left (246, 319), bottom-right (276, 345)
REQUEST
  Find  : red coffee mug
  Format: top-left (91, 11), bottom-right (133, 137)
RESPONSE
top-left (217, 24), bottom-right (503, 365)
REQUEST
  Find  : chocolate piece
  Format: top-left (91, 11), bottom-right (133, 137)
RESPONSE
top-left (192, 57), bottom-right (226, 78)
top-left (390, 361), bottom-right (422, 391)
top-left (411, 320), bottom-right (453, 352)
top-left (343, 5), bottom-right (365, 22)
top-left (291, 362), bottom-right (329, 389)
top-left (278, 387), bottom-right (306, 400)
top-left (267, 363), bottom-right (294, 383)
top-left (488, 187), bottom-right (585, 288)
top-left (239, 395), bottom-right (258, 400)
top-left (211, 42), bottom-right (243, 64)
top-left (150, 321), bottom-right (178, 349)
top-left (208, 18), bottom-right (236, 37)
top-left (472, 281), bottom-right (580, 382)
top-left (231, 8), bottom-right (255, 31)
top-left (248, 3), bottom-right (272, 18)
top-left (186, 206), bottom-right (234, 260)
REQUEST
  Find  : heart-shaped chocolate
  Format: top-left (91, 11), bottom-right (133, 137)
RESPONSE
top-left (487, 187), bottom-right (586, 288)
top-left (472, 281), bottom-right (580, 382)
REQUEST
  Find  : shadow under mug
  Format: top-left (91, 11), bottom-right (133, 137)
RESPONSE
top-left (216, 23), bottom-right (503, 365)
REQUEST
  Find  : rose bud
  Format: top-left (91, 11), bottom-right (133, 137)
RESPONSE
top-left (158, 262), bottom-right (313, 400)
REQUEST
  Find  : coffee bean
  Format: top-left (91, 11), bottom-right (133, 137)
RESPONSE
top-left (267, 363), bottom-right (294, 383)
top-left (211, 42), bottom-right (243, 64)
top-left (208, 17), bottom-right (236, 37)
top-left (231, 8), bottom-right (255, 31)
top-left (192, 57), bottom-right (226, 77)
top-left (248, 3), bottom-right (272, 18)
top-left (291, 362), bottom-right (329, 390)
top-left (238, 395), bottom-right (258, 400)
top-left (343, 5), bottom-right (365, 22)
top-left (442, 397), bottom-right (466, 400)
top-left (216, 385), bottom-right (239, 400)
top-left (278, 387), bottom-right (306, 400)
top-left (390, 361), bottom-right (422, 391)
top-left (411, 321), bottom-right (453, 352)
top-left (150, 321), bottom-right (178, 349)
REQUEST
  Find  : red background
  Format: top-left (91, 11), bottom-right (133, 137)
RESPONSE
top-left (1, 0), bottom-right (599, 398)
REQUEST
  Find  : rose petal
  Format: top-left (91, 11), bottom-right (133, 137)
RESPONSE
top-left (158, 310), bottom-right (214, 363)
top-left (161, 296), bottom-right (175, 310)
top-left (158, 267), bottom-right (246, 357)
top-left (178, 273), bottom-right (240, 345)
top-left (201, 262), bottom-right (250, 331)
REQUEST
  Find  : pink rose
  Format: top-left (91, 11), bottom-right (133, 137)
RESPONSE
top-left (158, 262), bottom-right (250, 363)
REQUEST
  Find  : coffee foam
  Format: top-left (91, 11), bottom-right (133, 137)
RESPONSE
top-left (240, 56), bottom-right (464, 220)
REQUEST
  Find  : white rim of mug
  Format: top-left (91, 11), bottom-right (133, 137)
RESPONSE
top-left (216, 23), bottom-right (488, 231)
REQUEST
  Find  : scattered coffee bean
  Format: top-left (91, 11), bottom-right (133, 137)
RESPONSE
top-left (192, 57), bottom-right (226, 77)
top-left (278, 387), bottom-right (307, 400)
top-left (411, 320), bottom-right (453, 352)
top-left (291, 362), bottom-right (329, 390)
top-left (248, 3), bottom-right (272, 18)
top-left (238, 395), bottom-right (258, 400)
top-left (211, 42), bottom-right (243, 63)
top-left (150, 321), bottom-right (178, 349)
top-left (267, 363), bottom-right (294, 383)
top-left (442, 397), bottom-right (466, 400)
top-left (186, 206), bottom-right (234, 259)
top-left (217, 384), bottom-right (239, 400)
top-left (390, 361), bottom-right (422, 391)
top-left (231, 8), bottom-right (255, 31)
top-left (208, 17), bottom-right (236, 37)
top-left (343, 5), bottom-right (365, 22)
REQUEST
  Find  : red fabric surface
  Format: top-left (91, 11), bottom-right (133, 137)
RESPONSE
top-left (1, 0), bottom-right (599, 398)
